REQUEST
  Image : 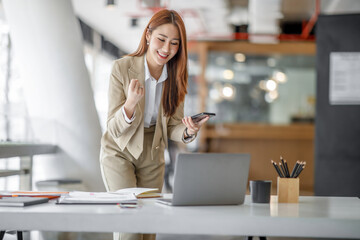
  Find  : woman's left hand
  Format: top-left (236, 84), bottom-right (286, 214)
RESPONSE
top-left (182, 116), bottom-right (209, 136)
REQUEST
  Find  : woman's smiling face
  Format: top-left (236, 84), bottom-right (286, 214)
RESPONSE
top-left (146, 23), bottom-right (180, 67)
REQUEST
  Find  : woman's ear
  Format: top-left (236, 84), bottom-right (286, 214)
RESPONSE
top-left (146, 29), bottom-right (150, 43)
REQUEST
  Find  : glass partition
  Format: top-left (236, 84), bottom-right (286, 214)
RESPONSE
top-left (205, 52), bottom-right (315, 125)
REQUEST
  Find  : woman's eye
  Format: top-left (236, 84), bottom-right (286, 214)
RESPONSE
top-left (171, 42), bottom-right (179, 46)
top-left (157, 38), bottom-right (165, 42)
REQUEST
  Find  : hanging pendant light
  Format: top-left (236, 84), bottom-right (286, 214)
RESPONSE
top-left (106, 0), bottom-right (116, 9)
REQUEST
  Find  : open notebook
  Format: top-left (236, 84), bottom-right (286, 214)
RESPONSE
top-left (157, 153), bottom-right (250, 206)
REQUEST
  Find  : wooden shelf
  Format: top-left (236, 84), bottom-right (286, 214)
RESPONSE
top-left (206, 123), bottom-right (314, 140)
top-left (189, 41), bottom-right (316, 55)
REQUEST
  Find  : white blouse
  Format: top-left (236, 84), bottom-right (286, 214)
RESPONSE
top-left (122, 55), bottom-right (167, 128)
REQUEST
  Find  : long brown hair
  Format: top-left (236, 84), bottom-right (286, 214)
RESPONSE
top-left (128, 9), bottom-right (188, 117)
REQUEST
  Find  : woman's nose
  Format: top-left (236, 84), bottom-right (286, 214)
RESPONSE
top-left (162, 42), bottom-right (170, 52)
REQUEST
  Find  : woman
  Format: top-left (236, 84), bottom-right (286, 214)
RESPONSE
top-left (100, 9), bottom-right (209, 240)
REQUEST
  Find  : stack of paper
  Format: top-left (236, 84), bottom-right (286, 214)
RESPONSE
top-left (0, 197), bottom-right (49, 207)
top-left (57, 188), bottom-right (160, 204)
top-left (0, 191), bottom-right (68, 199)
top-left (57, 191), bottom-right (136, 204)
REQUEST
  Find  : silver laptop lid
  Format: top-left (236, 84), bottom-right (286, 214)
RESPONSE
top-left (172, 153), bottom-right (250, 206)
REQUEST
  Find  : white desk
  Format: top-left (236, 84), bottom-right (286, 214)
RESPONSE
top-left (0, 195), bottom-right (359, 239)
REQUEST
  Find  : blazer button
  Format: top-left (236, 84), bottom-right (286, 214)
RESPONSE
top-left (155, 146), bottom-right (160, 150)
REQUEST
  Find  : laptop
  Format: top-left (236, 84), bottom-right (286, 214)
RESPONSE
top-left (157, 153), bottom-right (250, 206)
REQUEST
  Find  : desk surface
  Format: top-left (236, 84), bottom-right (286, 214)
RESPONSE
top-left (0, 195), bottom-right (359, 239)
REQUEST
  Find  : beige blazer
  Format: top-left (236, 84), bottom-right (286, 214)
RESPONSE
top-left (101, 55), bottom-right (189, 161)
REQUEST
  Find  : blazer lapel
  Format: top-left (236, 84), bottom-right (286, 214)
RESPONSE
top-left (128, 56), bottom-right (145, 116)
top-left (161, 93), bottom-right (169, 149)
top-left (126, 56), bottom-right (145, 159)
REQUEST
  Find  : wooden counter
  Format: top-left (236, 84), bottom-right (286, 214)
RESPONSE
top-left (203, 123), bottom-right (315, 195)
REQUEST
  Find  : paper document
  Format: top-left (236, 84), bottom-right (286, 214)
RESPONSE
top-left (329, 52), bottom-right (360, 104)
top-left (114, 188), bottom-right (160, 198)
top-left (56, 188), bottom-right (160, 204)
top-left (57, 191), bottom-right (137, 204)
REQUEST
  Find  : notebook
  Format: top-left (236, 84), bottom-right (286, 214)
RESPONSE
top-left (0, 197), bottom-right (49, 207)
top-left (157, 153), bottom-right (250, 206)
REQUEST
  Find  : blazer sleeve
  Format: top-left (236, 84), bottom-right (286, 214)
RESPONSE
top-left (106, 60), bottom-right (133, 138)
top-left (167, 101), bottom-right (196, 143)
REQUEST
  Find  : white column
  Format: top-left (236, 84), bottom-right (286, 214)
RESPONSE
top-left (3, 0), bottom-right (105, 191)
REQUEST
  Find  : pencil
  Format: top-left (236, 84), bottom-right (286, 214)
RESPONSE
top-left (290, 161), bottom-right (300, 178)
top-left (294, 165), bottom-right (306, 178)
top-left (284, 159), bottom-right (290, 178)
top-left (275, 162), bottom-right (284, 178)
top-left (280, 156), bottom-right (289, 177)
top-left (295, 161), bottom-right (304, 178)
top-left (294, 161), bottom-right (304, 178)
top-left (279, 162), bottom-right (287, 178)
top-left (293, 162), bottom-right (302, 178)
top-left (271, 160), bottom-right (284, 178)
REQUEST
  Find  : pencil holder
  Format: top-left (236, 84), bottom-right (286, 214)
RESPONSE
top-left (277, 177), bottom-right (299, 203)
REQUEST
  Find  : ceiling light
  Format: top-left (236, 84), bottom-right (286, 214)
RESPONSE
top-left (273, 71), bottom-right (287, 83)
top-left (264, 93), bottom-right (274, 103)
top-left (223, 69), bottom-right (234, 80)
top-left (265, 79), bottom-right (277, 91)
top-left (269, 90), bottom-right (279, 99)
top-left (223, 86), bottom-right (233, 98)
top-left (265, 90), bottom-right (279, 103)
top-left (234, 53), bottom-right (246, 62)
top-left (222, 84), bottom-right (236, 100)
top-left (106, 0), bottom-right (116, 9)
top-left (259, 80), bottom-right (267, 90)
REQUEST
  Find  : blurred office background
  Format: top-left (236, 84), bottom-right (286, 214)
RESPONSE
top-left (1, 0), bottom-right (360, 239)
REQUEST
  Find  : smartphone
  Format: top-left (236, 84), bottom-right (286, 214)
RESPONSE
top-left (118, 202), bottom-right (139, 208)
top-left (191, 112), bottom-right (216, 123)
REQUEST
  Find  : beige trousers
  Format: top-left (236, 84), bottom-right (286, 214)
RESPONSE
top-left (100, 126), bottom-right (165, 240)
